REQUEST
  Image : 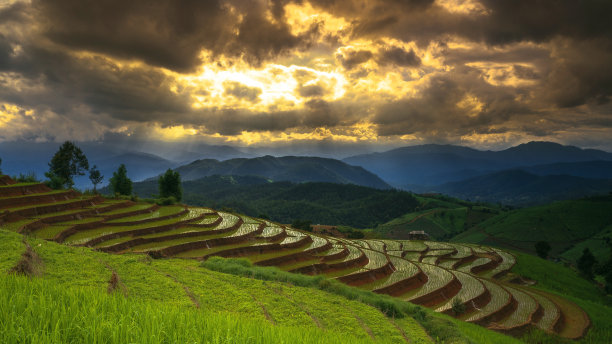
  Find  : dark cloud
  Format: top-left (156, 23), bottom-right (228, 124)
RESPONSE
top-left (298, 84), bottom-right (325, 98)
top-left (223, 81), bottom-right (262, 102)
top-left (377, 46), bottom-right (420, 67)
top-left (538, 38), bottom-right (612, 108)
top-left (32, 0), bottom-right (317, 72)
top-left (336, 49), bottom-right (373, 69)
top-left (374, 69), bottom-right (531, 137)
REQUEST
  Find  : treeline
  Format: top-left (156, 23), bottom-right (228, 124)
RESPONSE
top-left (128, 175), bottom-right (420, 229)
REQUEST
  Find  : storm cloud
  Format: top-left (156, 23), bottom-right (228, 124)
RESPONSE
top-left (0, 0), bottom-right (610, 149)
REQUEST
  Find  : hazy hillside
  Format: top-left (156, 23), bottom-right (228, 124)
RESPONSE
top-left (430, 170), bottom-right (612, 206)
top-left (344, 141), bottom-right (612, 186)
top-left (172, 155), bottom-right (391, 189)
top-left (452, 194), bottom-right (612, 263)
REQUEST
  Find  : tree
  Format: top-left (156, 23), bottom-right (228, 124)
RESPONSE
top-left (291, 219), bottom-right (312, 232)
top-left (89, 165), bottom-right (104, 193)
top-left (45, 141), bottom-right (89, 189)
top-left (577, 248), bottom-right (597, 280)
top-left (535, 241), bottom-right (551, 259)
top-left (109, 164), bottom-right (132, 196)
top-left (158, 169), bottom-right (182, 201)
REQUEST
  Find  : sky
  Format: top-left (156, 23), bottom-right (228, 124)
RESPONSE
top-left (0, 0), bottom-right (611, 151)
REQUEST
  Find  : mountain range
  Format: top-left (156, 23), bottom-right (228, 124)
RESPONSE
top-left (343, 141), bottom-right (612, 186)
top-left (170, 155), bottom-right (390, 189)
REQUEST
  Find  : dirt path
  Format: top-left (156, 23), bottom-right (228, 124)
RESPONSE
top-left (151, 266), bottom-right (201, 309)
top-left (388, 317), bottom-right (412, 343)
top-left (251, 295), bottom-right (276, 325)
top-left (342, 304), bottom-right (375, 340)
top-left (265, 284), bottom-right (323, 329)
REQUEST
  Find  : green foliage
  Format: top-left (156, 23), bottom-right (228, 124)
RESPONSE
top-left (46, 141), bottom-right (89, 189)
top-left (578, 248), bottom-right (597, 280)
top-left (128, 176), bottom-right (420, 228)
top-left (453, 197), bottom-right (612, 263)
top-left (158, 169), bottom-right (182, 201)
top-left (44, 173), bottom-right (67, 190)
top-left (88, 165), bottom-right (103, 192)
top-left (13, 172), bottom-right (39, 183)
top-left (451, 297), bottom-right (466, 315)
top-left (291, 219), bottom-right (312, 231)
top-left (535, 241), bottom-right (551, 259)
top-left (156, 196), bottom-right (177, 206)
top-left (109, 164), bottom-right (132, 196)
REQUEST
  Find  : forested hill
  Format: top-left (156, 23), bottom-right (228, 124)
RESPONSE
top-left (124, 175), bottom-right (418, 228)
top-left (170, 155), bottom-right (391, 189)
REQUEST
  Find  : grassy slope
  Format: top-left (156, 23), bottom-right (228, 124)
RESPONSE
top-left (510, 251), bottom-right (612, 343)
top-left (0, 229), bottom-right (525, 344)
top-left (375, 195), bottom-right (499, 240)
top-left (452, 196), bottom-right (612, 263)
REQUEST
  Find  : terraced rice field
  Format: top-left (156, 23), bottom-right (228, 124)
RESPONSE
top-left (0, 176), bottom-right (590, 340)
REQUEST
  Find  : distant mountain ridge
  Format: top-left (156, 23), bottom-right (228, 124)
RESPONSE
top-left (344, 141), bottom-right (612, 186)
top-left (429, 170), bottom-right (612, 206)
top-left (172, 155), bottom-right (391, 189)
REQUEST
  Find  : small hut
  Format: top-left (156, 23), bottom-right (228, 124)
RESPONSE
top-left (407, 230), bottom-right (429, 240)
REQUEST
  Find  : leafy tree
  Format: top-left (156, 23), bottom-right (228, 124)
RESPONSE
top-left (291, 219), bottom-right (312, 232)
top-left (89, 165), bottom-right (104, 192)
top-left (535, 241), bottom-right (551, 259)
top-left (109, 164), bottom-right (132, 196)
top-left (45, 141), bottom-right (89, 189)
top-left (577, 248), bottom-right (597, 280)
top-left (158, 169), bottom-right (182, 201)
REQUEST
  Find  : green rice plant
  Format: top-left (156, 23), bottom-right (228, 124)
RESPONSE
top-left (496, 285), bottom-right (538, 328)
top-left (437, 259), bottom-right (458, 269)
top-left (403, 251), bottom-right (424, 261)
top-left (188, 213), bottom-right (220, 225)
top-left (421, 256), bottom-right (439, 265)
top-left (105, 205), bottom-right (184, 223)
top-left (0, 230), bottom-right (24, 271)
top-left (360, 248), bottom-right (390, 270)
top-left (461, 279), bottom-right (511, 322)
top-left (259, 224), bottom-right (284, 238)
top-left (0, 274), bottom-right (382, 344)
top-left (520, 288), bottom-right (560, 332)
top-left (456, 257), bottom-right (492, 273)
top-left (365, 240), bottom-right (386, 252)
top-left (399, 240), bottom-right (428, 252)
top-left (0, 219), bottom-right (35, 232)
top-left (99, 203), bottom-right (153, 216)
top-left (380, 240), bottom-right (402, 251)
top-left (447, 244), bottom-right (473, 259)
top-left (217, 211), bottom-right (241, 228)
top-left (424, 241), bottom-right (454, 250)
top-left (481, 249), bottom-right (516, 278)
top-left (228, 223), bottom-right (262, 238)
top-left (436, 271), bottom-right (485, 313)
top-left (386, 249), bottom-right (404, 257)
top-left (403, 262), bottom-right (454, 301)
top-left (34, 224), bottom-right (74, 240)
top-left (424, 249), bottom-right (455, 257)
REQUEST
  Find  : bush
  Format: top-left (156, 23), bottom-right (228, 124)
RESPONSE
top-left (156, 196), bottom-right (177, 206)
top-left (13, 172), bottom-right (39, 183)
top-left (451, 297), bottom-right (466, 315)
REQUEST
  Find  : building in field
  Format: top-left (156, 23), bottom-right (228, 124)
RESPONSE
top-left (407, 230), bottom-right (429, 240)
